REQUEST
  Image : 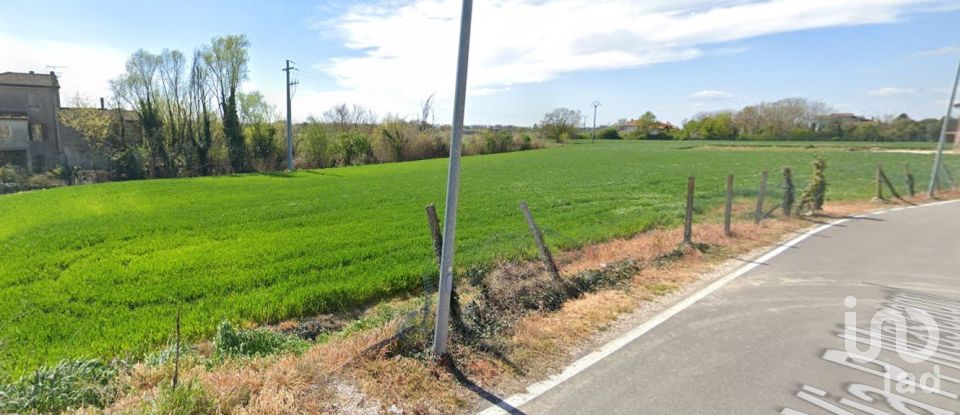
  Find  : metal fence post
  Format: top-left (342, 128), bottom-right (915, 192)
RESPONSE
top-left (724, 174), bottom-right (734, 237)
top-left (432, 0), bottom-right (473, 357)
top-left (874, 164), bottom-right (885, 201)
top-left (683, 176), bottom-right (695, 245)
top-left (928, 52), bottom-right (960, 197)
top-left (754, 171), bottom-right (768, 225)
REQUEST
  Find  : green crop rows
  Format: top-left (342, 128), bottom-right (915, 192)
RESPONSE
top-left (0, 140), bottom-right (953, 376)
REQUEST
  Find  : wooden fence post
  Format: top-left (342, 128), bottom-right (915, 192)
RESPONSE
top-left (173, 306), bottom-right (181, 389)
top-left (754, 171), bottom-right (768, 224)
top-left (519, 202), bottom-right (565, 290)
top-left (724, 174), bottom-right (734, 237)
top-left (874, 164), bottom-right (885, 201)
top-left (904, 164), bottom-right (916, 197)
top-left (684, 176), bottom-right (695, 245)
top-left (425, 204), bottom-right (443, 264)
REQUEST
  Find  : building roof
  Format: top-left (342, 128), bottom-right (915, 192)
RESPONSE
top-left (0, 111), bottom-right (28, 120)
top-left (60, 107), bottom-right (140, 122)
top-left (816, 113), bottom-right (871, 123)
top-left (624, 119), bottom-right (676, 129)
top-left (0, 71), bottom-right (59, 88)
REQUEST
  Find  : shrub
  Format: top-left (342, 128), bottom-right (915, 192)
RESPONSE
top-left (484, 129), bottom-right (513, 154)
top-left (333, 130), bottom-right (373, 166)
top-left (246, 123), bottom-right (281, 171)
top-left (0, 165), bottom-right (26, 194)
top-left (798, 157), bottom-right (827, 213)
top-left (296, 122), bottom-right (334, 168)
top-left (0, 359), bottom-right (118, 413)
top-left (213, 320), bottom-right (309, 359)
top-left (598, 127), bottom-right (621, 140)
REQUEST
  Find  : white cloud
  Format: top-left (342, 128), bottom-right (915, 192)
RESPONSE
top-left (308, 0), bottom-right (951, 116)
top-left (0, 33), bottom-right (126, 105)
top-left (690, 90), bottom-right (737, 100)
top-left (909, 46), bottom-right (960, 58)
top-left (869, 87), bottom-right (917, 97)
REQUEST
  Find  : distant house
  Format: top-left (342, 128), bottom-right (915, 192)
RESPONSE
top-left (0, 71), bottom-right (64, 172)
top-left (621, 119), bottom-right (676, 137)
top-left (812, 113), bottom-right (872, 132)
top-left (0, 71), bottom-right (121, 173)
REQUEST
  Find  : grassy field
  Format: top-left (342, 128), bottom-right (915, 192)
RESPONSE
top-left (0, 140), bottom-right (955, 376)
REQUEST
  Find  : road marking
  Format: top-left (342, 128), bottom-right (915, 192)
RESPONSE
top-left (477, 199), bottom-right (960, 415)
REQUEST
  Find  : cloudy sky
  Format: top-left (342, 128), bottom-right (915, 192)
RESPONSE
top-left (2, 0), bottom-right (959, 126)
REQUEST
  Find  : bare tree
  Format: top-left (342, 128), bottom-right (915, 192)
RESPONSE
top-left (418, 93), bottom-right (435, 131)
top-left (324, 103), bottom-right (375, 131)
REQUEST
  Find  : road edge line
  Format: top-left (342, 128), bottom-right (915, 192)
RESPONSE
top-left (477, 198), bottom-right (960, 414)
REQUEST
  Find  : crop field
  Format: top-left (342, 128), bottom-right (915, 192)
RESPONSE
top-left (0, 140), bottom-right (956, 376)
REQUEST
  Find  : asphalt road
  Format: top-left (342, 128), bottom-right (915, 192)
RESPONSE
top-left (498, 201), bottom-right (960, 414)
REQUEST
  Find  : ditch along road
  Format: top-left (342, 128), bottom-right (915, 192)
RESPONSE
top-left (480, 200), bottom-right (960, 415)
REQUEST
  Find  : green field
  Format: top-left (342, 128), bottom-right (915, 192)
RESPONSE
top-left (0, 140), bottom-right (955, 376)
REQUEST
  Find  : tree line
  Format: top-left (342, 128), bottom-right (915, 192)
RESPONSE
top-left (541, 98), bottom-right (945, 142)
top-left (59, 36), bottom-right (543, 181)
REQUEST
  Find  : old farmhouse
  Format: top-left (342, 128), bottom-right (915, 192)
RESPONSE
top-left (0, 71), bottom-right (109, 173)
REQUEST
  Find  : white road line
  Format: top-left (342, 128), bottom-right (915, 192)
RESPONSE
top-left (477, 198), bottom-right (960, 415)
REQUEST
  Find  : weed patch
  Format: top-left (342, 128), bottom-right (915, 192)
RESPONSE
top-left (214, 321), bottom-right (310, 360)
top-left (0, 359), bottom-right (118, 413)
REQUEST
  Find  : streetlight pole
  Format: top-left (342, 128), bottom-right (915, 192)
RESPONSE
top-left (929, 53), bottom-right (960, 197)
top-left (591, 101), bottom-right (601, 142)
top-left (432, 0), bottom-right (473, 357)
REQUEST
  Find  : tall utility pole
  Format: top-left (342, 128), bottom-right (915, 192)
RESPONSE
top-left (928, 54), bottom-right (960, 197)
top-left (591, 101), bottom-right (601, 142)
top-left (432, 0), bottom-right (473, 357)
top-left (283, 60), bottom-right (298, 171)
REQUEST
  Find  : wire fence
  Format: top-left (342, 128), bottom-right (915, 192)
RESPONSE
top-left (372, 157), bottom-right (960, 362)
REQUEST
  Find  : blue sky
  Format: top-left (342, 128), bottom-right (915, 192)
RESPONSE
top-left (1, 0), bottom-right (959, 126)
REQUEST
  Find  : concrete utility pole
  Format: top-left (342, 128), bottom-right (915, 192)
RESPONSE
top-left (929, 53), bottom-right (960, 197)
top-left (433, 0), bottom-right (473, 357)
top-left (283, 60), bottom-right (298, 171)
top-left (591, 101), bottom-right (601, 142)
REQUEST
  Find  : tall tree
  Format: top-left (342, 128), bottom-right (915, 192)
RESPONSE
top-left (202, 35), bottom-right (250, 172)
top-left (157, 49), bottom-right (189, 170)
top-left (112, 49), bottom-right (172, 177)
top-left (188, 50), bottom-right (214, 175)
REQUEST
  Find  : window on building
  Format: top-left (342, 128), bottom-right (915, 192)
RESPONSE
top-left (30, 123), bottom-right (46, 140)
top-left (33, 155), bottom-right (45, 173)
top-left (0, 125), bottom-right (10, 140)
top-left (0, 150), bottom-right (27, 169)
